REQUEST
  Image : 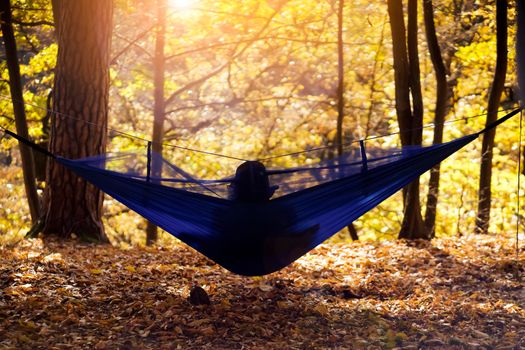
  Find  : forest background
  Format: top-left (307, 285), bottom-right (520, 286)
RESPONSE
top-left (0, 0), bottom-right (522, 246)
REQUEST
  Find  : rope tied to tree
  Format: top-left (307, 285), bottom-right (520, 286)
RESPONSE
top-left (0, 94), bottom-right (250, 162)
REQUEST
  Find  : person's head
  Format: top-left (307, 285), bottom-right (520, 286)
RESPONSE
top-left (230, 161), bottom-right (276, 202)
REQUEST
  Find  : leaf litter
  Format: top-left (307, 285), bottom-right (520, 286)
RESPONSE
top-left (0, 234), bottom-right (524, 349)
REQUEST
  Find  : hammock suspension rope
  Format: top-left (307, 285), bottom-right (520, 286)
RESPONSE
top-left (0, 93), bottom-right (519, 162)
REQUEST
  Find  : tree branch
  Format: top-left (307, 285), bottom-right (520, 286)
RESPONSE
top-left (12, 19), bottom-right (54, 27)
top-left (164, 7), bottom-right (281, 106)
top-left (111, 24), bottom-right (157, 64)
top-left (113, 32), bottom-right (153, 60)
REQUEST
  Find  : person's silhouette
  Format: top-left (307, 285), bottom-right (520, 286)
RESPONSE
top-left (178, 160), bottom-right (320, 275)
top-left (228, 161), bottom-right (277, 202)
top-left (209, 161), bottom-right (317, 274)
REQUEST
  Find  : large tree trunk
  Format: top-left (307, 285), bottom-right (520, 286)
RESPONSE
top-left (0, 0), bottom-right (40, 223)
top-left (41, 0), bottom-right (113, 242)
top-left (387, 0), bottom-right (412, 146)
top-left (387, 0), bottom-right (429, 239)
top-left (423, 0), bottom-right (449, 237)
top-left (146, 0), bottom-right (167, 245)
top-left (476, 0), bottom-right (508, 234)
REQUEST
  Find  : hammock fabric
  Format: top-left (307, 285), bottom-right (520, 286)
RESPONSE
top-left (2, 109), bottom-right (520, 276)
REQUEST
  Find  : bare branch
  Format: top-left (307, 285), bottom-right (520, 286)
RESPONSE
top-left (164, 8), bottom-right (282, 106)
top-left (12, 19), bottom-right (54, 27)
top-left (113, 32), bottom-right (153, 60)
top-left (111, 24), bottom-right (157, 64)
top-left (166, 36), bottom-right (369, 61)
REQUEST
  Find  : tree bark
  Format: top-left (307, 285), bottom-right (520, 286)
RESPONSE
top-left (41, 0), bottom-right (113, 242)
top-left (334, 0), bottom-right (358, 241)
top-left (407, 0), bottom-right (423, 141)
top-left (146, 0), bottom-right (167, 245)
top-left (336, 0), bottom-right (345, 157)
top-left (387, 0), bottom-right (429, 239)
top-left (476, 0), bottom-right (508, 234)
top-left (0, 0), bottom-right (41, 223)
top-left (517, 0), bottom-right (525, 105)
top-left (423, 0), bottom-right (449, 237)
top-left (387, 0), bottom-right (412, 146)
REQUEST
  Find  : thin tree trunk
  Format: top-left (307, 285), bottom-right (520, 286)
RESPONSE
top-left (336, 0), bottom-right (345, 157)
top-left (401, 0), bottom-right (426, 238)
top-left (422, 2), bottom-right (480, 235)
top-left (517, 0), bottom-right (525, 178)
top-left (388, 0), bottom-right (428, 239)
top-left (364, 16), bottom-right (387, 137)
top-left (476, 0), bottom-right (508, 234)
top-left (407, 0), bottom-right (423, 141)
top-left (0, 0), bottom-right (40, 223)
top-left (335, 0), bottom-right (358, 240)
top-left (41, 0), bottom-right (113, 242)
top-left (146, 0), bottom-right (167, 245)
top-left (517, 0), bottom-right (525, 105)
top-left (423, 0), bottom-right (449, 237)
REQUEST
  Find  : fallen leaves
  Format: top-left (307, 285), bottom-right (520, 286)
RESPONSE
top-left (0, 234), bottom-right (524, 349)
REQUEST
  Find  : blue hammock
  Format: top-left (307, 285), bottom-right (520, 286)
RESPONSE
top-left (2, 109), bottom-right (520, 275)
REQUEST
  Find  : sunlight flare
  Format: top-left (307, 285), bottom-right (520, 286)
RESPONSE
top-left (168, 0), bottom-right (197, 11)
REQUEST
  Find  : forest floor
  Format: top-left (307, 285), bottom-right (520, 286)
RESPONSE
top-left (0, 234), bottom-right (524, 349)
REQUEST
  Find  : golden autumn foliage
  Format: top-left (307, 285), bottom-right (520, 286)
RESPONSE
top-left (1, 0), bottom-right (523, 244)
top-left (1, 1), bottom-right (525, 348)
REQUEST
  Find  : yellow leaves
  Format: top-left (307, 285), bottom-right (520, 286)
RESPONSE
top-left (91, 263), bottom-right (138, 275)
top-left (313, 303), bottom-right (328, 316)
top-left (504, 331), bottom-right (517, 338)
top-left (384, 329), bottom-right (397, 348)
top-left (456, 40), bottom-right (496, 66)
top-left (18, 320), bottom-right (39, 332)
top-left (395, 331), bottom-right (408, 341)
top-left (383, 330), bottom-right (409, 349)
top-left (6, 283), bottom-right (36, 295)
top-left (42, 253), bottom-right (63, 263)
top-left (27, 251), bottom-right (41, 259)
top-left (23, 43), bottom-right (57, 76)
top-left (152, 263), bottom-right (174, 273)
top-left (124, 265), bottom-right (136, 273)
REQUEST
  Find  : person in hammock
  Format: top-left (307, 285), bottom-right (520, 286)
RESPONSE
top-left (228, 160), bottom-right (278, 202)
top-left (211, 160), bottom-right (319, 274)
top-left (177, 160), bottom-right (320, 274)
